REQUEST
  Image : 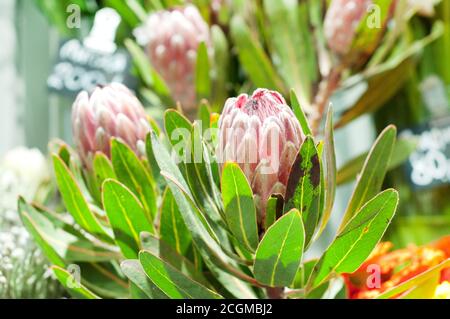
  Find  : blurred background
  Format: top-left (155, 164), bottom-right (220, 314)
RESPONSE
top-left (0, 0), bottom-right (448, 298)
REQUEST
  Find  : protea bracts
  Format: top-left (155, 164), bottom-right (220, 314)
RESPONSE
top-left (324, 0), bottom-right (396, 61)
top-left (71, 83), bottom-right (150, 168)
top-left (135, 5), bottom-right (211, 115)
top-left (218, 88), bottom-right (304, 221)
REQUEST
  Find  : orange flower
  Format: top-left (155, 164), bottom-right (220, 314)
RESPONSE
top-left (343, 236), bottom-right (450, 299)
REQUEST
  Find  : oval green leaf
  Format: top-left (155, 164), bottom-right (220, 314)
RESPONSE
top-left (160, 188), bottom-right (192, 255)
top-left (254, 209), bottom-right (305, 287)
top-left (121, 259), bottom-right (168, 299)
top-left (311, 189), bottom-right (399, 288)
top-left (51, 266), bottom-right (100, 299)
top-left (102, 179), bottom-right (155, 259)
top-left (52, 155), bottom-right (112, 242)
top-left (338, 125), bottom-right (396, 232)
top-left (284, 136), bottom-right (321, 246)
top-left (111, 138), bottom-right (157, 222)
top-left (221, 162), bottom-right (258, 252)
top-left (139, 250), bottom-right (223, 299)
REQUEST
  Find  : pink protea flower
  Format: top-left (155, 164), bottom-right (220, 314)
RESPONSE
top-left (324, 0), bottom-right (372, 56)
top-left (135, 5), bottom-right (211, 115)
top-left (324, 0), bottom-right (396, 58)
top-left (218, 89), bottom-right (304, 220)
top-left (71, 83), bottom-right (150, 168)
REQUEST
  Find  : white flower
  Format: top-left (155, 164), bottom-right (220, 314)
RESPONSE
top-left (0, 147), bottom-right (50, 202)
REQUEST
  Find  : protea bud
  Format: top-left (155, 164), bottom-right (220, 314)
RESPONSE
top-left (324, 0), bottom-right (395, 59)
top-left (135, 5), bottom-right (211, 115)
top-left (218, 89), bottom-right (304, 220)
top-left (71, 83), bottom-right (150, 168)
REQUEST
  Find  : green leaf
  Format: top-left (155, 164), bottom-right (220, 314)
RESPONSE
top-left (290, 89), bottom-right (312, 136)
top-left (292, 259), bottom-right (318, 289)
top-left (338, 126), bottom-right (396, 232)
top-left (263, 0), bottom-right (317, 109)
top-left (183, 122), bottom-right (224, 225)
top-left (18, 198), bottom-right (119, 265)
top-left (139, 251), bottom-right (223, 299)
top-left (199, 102), bottom-right (211, 134)
top-left (230, 15), bottom-right (284, 92)
top-left (103, 0), bottom-right (142, 27)
top-left (336, 136), bottom-right (417, 185)
top-left (93, 152), bottom-right (116, 183)
top-left (91, 152), bottom-right (116, 202)
top-left (221, 162), bottom-right (258, 252)
top-left (160, 188), bottom-right (192, 255)
top-left (284, 137), bottom-right (321, 246)
top-left (195, 42), bottom-right (211, 100)
top-left (152, 133), bottom-right (255, 297)
top-left (335, 22), bottom-right (444, 127)
top-left (254, 209), bottom-right (305, 287)
top-left (265, 194), bottom-right (284, 231)
top-left (165, 114), bottom-right (224, 241)
top-left (51, 266), bottom-right (100, 299)
top-left (111, 138), bottom-right (157, 222)
top-left (140, 232), bottom-right (210, 287)
top-left (124, 38), bottom-right (171, 99)
top-left (150, 132), bottom-right (228, 266)
top-left (76, 262), bottom-right (129, 298)
top-left (121, 259), bottom-right (168, 299)
top-left (310, 189), bottom-right (399, 287)
top-left (318, 107), bottom-right (336, 235)
top-left (18, 198), bottom-right (65, 267)
top-left (35, 0), bottom-right (92, 36)
top-left (211, 25), bottom-right (229, 108)
top-left (52, 155), bottom-right (112, 242)
top-left (145, 133), bottom-right (163, 187)
top-left (102, 179), bottom-right (155, 259)
top-left (164, 109), bottom-right (192, 147)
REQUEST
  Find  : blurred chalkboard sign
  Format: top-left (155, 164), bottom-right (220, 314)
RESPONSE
top-left (401, 116), bottom-right (450, 190)
top-left (47, 8), bottom-right (136, 96)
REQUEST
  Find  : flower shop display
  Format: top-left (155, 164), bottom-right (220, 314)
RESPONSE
top-left (18, 82), bottom-right (403, 299)
top-left (12, 0), bottom-right (448, 299)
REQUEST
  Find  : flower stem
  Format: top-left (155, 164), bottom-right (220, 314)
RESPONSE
top-left (310, 65), bottom-right (344, 135)
top-left (266, 287), bottom-right (284, 299)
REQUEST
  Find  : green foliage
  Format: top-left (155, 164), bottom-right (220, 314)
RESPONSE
top-left (102, 179), bottom-right (155, 259)
top-left (221, 162), bottom-right (258, 252)
top-left (338, 126), bottom-right (396, 232)
top-left (284, 136), bottom-right (321, 246)
top-left (254, 209), bottom-right (304, 287)
top-left (111, 138), bottom-right (157, 222)
top-left (51, 266), bottom-right (100, 299)
top-left (24, 0), bottom-right (444, 299)
top-left (52, 155), bottom-right (113, 243)
top-left (310, 189), bottom-right (399, 288)
top-left (21, 108), bottom-right (401, 299)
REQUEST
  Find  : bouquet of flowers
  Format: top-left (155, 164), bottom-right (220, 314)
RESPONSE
top-left (19, 0), bottom-right (448, 299)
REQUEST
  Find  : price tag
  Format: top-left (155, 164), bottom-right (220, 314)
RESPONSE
top-left (47, 8), bottom-right (136, 96)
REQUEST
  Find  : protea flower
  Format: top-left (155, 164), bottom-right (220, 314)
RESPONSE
top-left (218, 89), bottom-right (304, 221)
top-left (324, 0), bottom-right (395, 59)
top-left (135, 5), bottom-right (211, 115)
top-left (71, 83), bottom-right (150, 168)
